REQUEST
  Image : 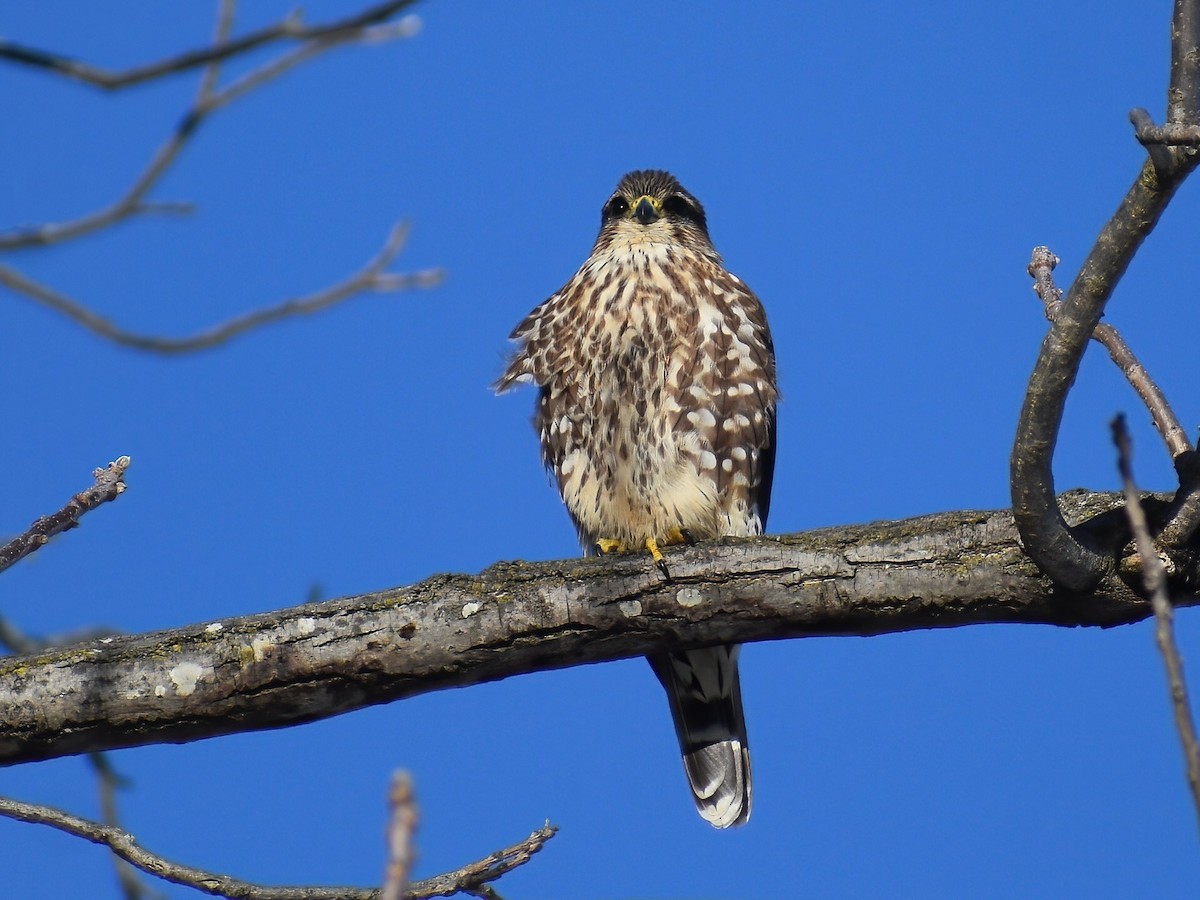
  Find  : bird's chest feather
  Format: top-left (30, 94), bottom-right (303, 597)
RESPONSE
top-left (537, 250), bottom-right (720, 543)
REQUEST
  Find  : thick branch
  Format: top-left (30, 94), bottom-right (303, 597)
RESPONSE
top-left (1011, 1), bottom-right (1200, 592)
top-left (0, 1), bottom-right (422, 91)
top-left (1161, 453), bottom-right (1200, 548)
top-left (0, 492), bottom-right (1187, 766)
top-left (0, 617), bottom-right (155, 898)
top-left (1012, 158), bottom-right (1200, 591)
top-left (1169, 0), bottom-right (1200, 126)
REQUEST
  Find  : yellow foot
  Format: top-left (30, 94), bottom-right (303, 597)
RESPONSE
top-left (663, 526), bottom-right (690, 546)
top-left (645, 536), bottom-right (665, 563)
top-left (597, 534), bottom-right (682, 579)
top-left (645, 537), bottom-right (671, 580)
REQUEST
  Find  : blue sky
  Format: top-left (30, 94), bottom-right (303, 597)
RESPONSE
top-left (3, 2), bottom-right (1199, 897)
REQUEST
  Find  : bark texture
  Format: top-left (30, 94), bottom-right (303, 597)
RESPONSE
top-left (0, 491), bottom-right (1186, 765)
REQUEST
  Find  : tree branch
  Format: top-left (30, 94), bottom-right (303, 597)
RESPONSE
top-left (0, 492), bottom-right (1190, 766)
top-left (1160, 454), bottom-right (1200, 549)
top-left (0, 1), bottom-right (422, 91)
top-left (0, 2), bottom-right (435, 356)
top-left (0, 224), bottom-right (443, 353)
top-left (1112, 416), bottom-right (1200, 833)
top-left (0, 613), bottom-right (157, 898)
top-left (1132, 115), bottom-right (1200, 145)
top-left (1011, 161), bottom-right (1199, 591)
top-left (411, 822), bottom-right (557, 899)
top-left (1169, 0), bottom-right (1200, 127)
top-left (381, 772), bottom-right (417, 900)
top-left (0, 457), bottom-right (130, 577)
top-left (1011, 0), bottom-right (1200, 592)
top-left (88, 754), bottom-right (162, 900)
top-left (1027, 247), bottom-right (1191, 460)
top-left (0, 9), bottom-right (421, 252)
top-left (0, 791), bottom-right (554, 900)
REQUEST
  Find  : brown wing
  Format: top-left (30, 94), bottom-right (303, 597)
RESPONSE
top-left (674, 266), bottom-right (778, 537)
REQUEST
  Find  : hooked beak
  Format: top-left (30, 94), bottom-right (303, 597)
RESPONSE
top-left (634, 196), bottom-right (660, 225)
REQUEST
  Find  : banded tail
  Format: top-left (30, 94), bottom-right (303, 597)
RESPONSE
top-left (650, 644), bottom-right (751, 828)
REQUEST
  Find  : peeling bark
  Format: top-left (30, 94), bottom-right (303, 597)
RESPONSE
top-left (0, 491), bottom-right (1187, 766)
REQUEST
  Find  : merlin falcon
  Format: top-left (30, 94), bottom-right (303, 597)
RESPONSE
top-left (496, 170), bottom-right (778, 828)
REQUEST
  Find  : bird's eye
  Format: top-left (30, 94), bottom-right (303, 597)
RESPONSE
top-left (604, 196), bottom-right (629, 219)
top-left (663, 194), bottom-right (696, 220)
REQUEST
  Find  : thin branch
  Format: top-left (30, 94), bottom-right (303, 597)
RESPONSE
top-left (196, 0), bottom-right (238, 103)
top-left (0, 2), bottom-right (434, 357)
top-left (209, 18), bottom-right (421, 114)
top-left (0, 1), bottom-right (422, 91)
top-left (1111, 415), bottom-right (1200, 833)
top-left (89, 754), bottom-right (163, 900)
top-left (0, 12), bottom-right (421, 252)
top-left (1131, 108), bottom-right (1181, 175)
top-left (0, 457), bottom-right (130, 576)
top-left (0, 493), bottom-right (1189, 766)
top-left (1028, 247), bottom-right (1191, 460)
top-left (0, 224), bottom-right (444, 354)
top-left (0, 793), bottom-right (554, 900)
top-left (381, 772), bottom-right (417, 900)
top-left (1011, 0), bottom-right (1200, 591)
top-left (412, 823), bottom-right (557, 899)
top-left (1132, 113), bottom-right (1200, 145)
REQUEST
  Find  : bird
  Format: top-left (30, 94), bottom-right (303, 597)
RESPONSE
top-left (495, 169), bottom-right (778, 828)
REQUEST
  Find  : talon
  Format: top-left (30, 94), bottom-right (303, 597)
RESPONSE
top-left (596, 538), bottom-right (625, 554)
top-left (646, 537), bottom-right (672, 580)
top-left (664, 526), bottom-right (689, 546)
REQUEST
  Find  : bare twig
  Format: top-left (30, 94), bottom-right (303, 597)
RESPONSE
top-left (0, 457), bottom-right (130, 576)
top-left (0, 11), bottom-right (420, 252)
top-left (0, 1), bottom-right (422, 91)
top-left (1010, 1), bottom-right (1200, 591)
top-left (0, 2), bottom-right (435, 354)
top-left (413, 823), bottom-right (557, 899)
top-left (0, 792), bottom-right (554, 900)
top-left (1130, 108), bottom-right (1182, 176)
top-left (0, 224), bottom-right (443, 353)
top-left (1132, 113), bottom-right (1200, 145)
top-left (1112, 415), bottom-right (1200, 833)
top-left (1028, 247), bottom-right (1191, 460)
top-left (381, 773), bottom-right (417, 900)
top-left (209, 18), bottom-right (421, 114)
top-left (89, 754), bottom-right (163, 900)
top-left (196, 0), bottom-right (238, 102)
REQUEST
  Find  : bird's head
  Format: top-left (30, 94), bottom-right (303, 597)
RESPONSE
top-left (594, 169), bottom-right (713, 253)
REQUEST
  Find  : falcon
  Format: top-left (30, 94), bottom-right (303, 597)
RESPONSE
top-left (495, 170), bottom-right (778, 828)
